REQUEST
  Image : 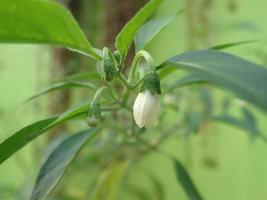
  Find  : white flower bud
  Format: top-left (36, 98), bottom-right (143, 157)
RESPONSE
top-left (133, 90), bottom-right (160, 128)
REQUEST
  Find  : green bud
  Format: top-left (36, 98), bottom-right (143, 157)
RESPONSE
top-left (113, 50), bottom-right (121, 66)
top-left (86, 116), bottom-right (99, 127)
top-left (86, 102), bottom-right (101, 127)
top-left (102, 47), bottom-right (117, 81)
top-left (140, 70), bottom-right (161, 94)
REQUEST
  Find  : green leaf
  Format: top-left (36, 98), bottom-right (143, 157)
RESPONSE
top-left (0, 0), bottom-right (101, 59)
top-left (135, 13), bottom-right (178, 51)
top-left (62, 72), bottom-right (100, 82)
top-left (149, 175), bottom-right (165, 200)
top-left (212, 115), bottom-right (245, 131)
top-left (115, 0), bottom-right (164, 58)
top-left (165, 50), bottom-right (267, 112)
top-left (158, 65), bottom-right (177, 79)
top-left (31, 129), bottom-right (98, 200)
top-left (0, 117), bottom-right (57, 165)
top-left (174, 160), bottom-right (203, 200)
top-left (25, 81), bottom-right (97, 102)
top-left (164, 75), bottom-right (207, 92)
top-left (0, 103), bottom-right (89, 165)
top-left (48, 103), bottom-right (90, 128)
top-left (211, 113), bottom-right (267, 141)
top-left (92, 161), bottom-right (129, 200)
top-left (210, 40), bottom-right (257, 50)
top-left (242, 107), bottom-right (256, 126)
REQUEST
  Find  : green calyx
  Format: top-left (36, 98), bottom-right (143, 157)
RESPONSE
top-left (140, 70), bottom-right (161, 94)
top-left (102, 47), bottom-right (117, 81)
top-left (113, 50), bottom-right (121, 67)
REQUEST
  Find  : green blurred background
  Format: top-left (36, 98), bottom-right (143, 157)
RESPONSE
top-left (1, 0), bottom-right (267, 199)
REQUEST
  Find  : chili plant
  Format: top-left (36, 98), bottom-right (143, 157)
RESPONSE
top-left (0, 0), bottom-right (267, 200)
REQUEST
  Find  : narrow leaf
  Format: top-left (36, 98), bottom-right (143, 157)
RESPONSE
top-left (62, 72), bottom-right (100, 82)
top-left (48, 103), bottom-right (90, 128)
top-left (211, 114), bottom-right (265, 140)
top-left (92, 161), bottom-right (129, 200)
top-left (26, 81), bottom-right (97, 102)
top-left (135, 13), bottom-right (179, 51)
top-left (0, 117), bottom-right (57, 165)
top-left (0, 103), bottom-right (89, 165)
top-left (115, 0), bottom-right (164, 58)
top-left (31, 129), bottom-right (98, 200)
top-left (164, 75), bottom-right (207, 92)
top-left (0, 0), bottom-right (101, 59)
top-left (149, 175), bottom-right (165, 200)
top-left (210, 40), bottom-right (257, 50)
top-left (165, 50), bottom-right (267, 112)
top-left (174, 160), bottom-right (203, 200)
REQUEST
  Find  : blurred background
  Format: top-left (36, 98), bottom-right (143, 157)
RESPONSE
top-left (1, 0), bottom-right (267, 199)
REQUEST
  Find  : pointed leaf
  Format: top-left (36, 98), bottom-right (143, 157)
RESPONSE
top-left (48, 103), bottom-right (90, 128)
top-left (31, 129), bottom-right (98, 200)
top-left (0, 103), bottom-right (89, 165)
top-left (174, 160), bottom-right (203, 200)
top-left (211, 114), bottom-right (266, 140)
top-left (165, 50), bottom-right (267, 112)
top-left (210, 40), bottom-right (257, 50)
top-left (92, 161), bottom-right (129, 200)
top-left (26, 81), bottom-right (97, 102)
top-left (0, 117), bottom-right (57, 165)
top-left (62, 72), bottom-right (100, 82)
top-left (135, 13), bottom-right (178, 51)
top-left (115, 0), bottom-right (164, 58)
top-left (164, 75), bottom-right (207, 92)
top-left (0, 0), bottom-right (101, 59)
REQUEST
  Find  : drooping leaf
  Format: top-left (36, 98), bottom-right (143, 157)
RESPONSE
top-left (165, 50), bottom-right (267, 112)
top-left (184, 111), bottom-right (203, 134)
top-left (126, 185), bottom-right (151, 200)
top-left (242, 107), bottom-right (256, 126)
top-left (0, 0), bottom-right (101, 59)
top-left (62, 72), bottom-right (100, 82)
top-left (210, 40), bottom-right (257, 50)
top-left (135, 12), bottom-right (181, 51)
top-left (25, 81), bottom-right (97, 102)
top-left (211, 113), bottom-right (267, 141)
top-left (149, 175), bottom-right (165, 200)
top-left (211, 115), bottom-right (245, 131)
top-left (0, 103), bottom-right (89, 165)
top-left (174, 160), bottom-right (203, 200)
top-left (115, 0), bottom-right (164, 59)
top-left (0, 117), bottom-right (57, 165)
top-left (198, 88), bottom-right (213, 116)
top-left (164, 75), bottom-right (207, 92)
top-left (91, 161), bottom-right (129, 200)
top-left (31, 129), bottom-right (98, 200)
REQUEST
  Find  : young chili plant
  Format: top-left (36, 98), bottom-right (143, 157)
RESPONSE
top-left (0, 0), bottom-right (267, 200)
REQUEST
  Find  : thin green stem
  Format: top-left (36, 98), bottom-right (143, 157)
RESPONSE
top-left (128, 50), bottom-right (156, 84)
top-left (121, 51), bottom-right (156, 106)
top-left (92, 86), bottom-right (109, 103)
top-left (117, 73), bottom-right (135, 89)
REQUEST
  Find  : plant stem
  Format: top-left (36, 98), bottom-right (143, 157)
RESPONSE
top-left (121, 50), bottom-right (156, 107)
top-left (92, 86), bottom-right (109, 102)
top-left (117, 72), bottom-right (135, 89)
top-left (128, 50), bottom-right (155, 84)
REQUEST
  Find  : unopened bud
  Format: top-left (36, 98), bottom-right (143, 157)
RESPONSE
top-left (133, 70), bottom-right (161, 128)
top-left (86, 102), bottom-right (101, 127)
top-left (101, 47), bottom-right (117, 81)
